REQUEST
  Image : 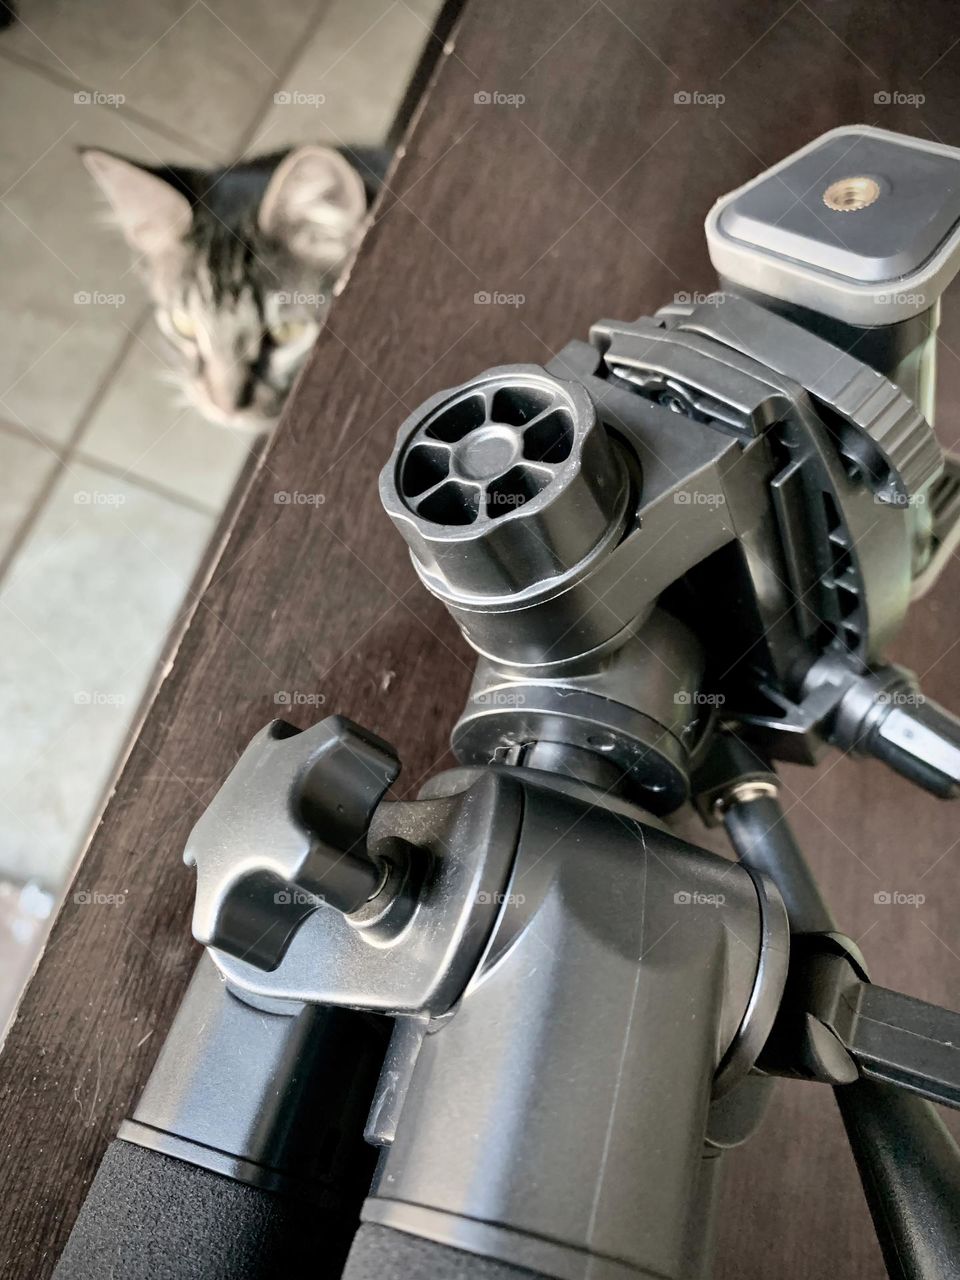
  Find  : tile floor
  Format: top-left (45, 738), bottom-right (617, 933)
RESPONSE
top-left (0, 0), bottom-right (443, 1033)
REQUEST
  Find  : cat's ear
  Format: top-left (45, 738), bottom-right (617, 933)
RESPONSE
top-left (258, 145), bottom-right (367, 268)
top-left (81, 149), bottom-right (192, 257)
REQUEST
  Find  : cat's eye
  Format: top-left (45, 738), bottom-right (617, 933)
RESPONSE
top-left (170, 307), bottom-right (196, 340)
top-left (270, 319), bottom-right (309, 345)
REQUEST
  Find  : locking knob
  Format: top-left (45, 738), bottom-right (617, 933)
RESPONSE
top-left (184, 716), bottom-right (400, 970)
top-left (380, 364), bottom-right (628, 600)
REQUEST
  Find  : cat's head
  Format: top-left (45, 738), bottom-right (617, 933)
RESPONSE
top-left (82, 145), bottom-right (368, 428)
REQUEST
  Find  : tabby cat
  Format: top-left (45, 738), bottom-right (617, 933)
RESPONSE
top-left (82, 145), bottom-right (386, 427)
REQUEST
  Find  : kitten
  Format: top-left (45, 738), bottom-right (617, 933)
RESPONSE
top-left (82, 145), bottom-right (386, 428)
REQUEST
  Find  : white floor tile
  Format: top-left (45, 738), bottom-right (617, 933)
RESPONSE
top-left (76, 319), bottom-right (257, 511)
top-left (0, 58), bottom-right (206, 446)
top-left (0, 426), bottom-right (59, 560)
top-left (248, 0), bottom-right (445, 153)
top-left (2, 0), bottom-right (323, 155)
top-left (0, 879), bottom-right (54, 1037)
top-left (0, 460), bottom-right (212, 885)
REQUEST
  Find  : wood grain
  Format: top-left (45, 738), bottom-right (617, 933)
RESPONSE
top-left (2, 2), bottom-right (960, 1277)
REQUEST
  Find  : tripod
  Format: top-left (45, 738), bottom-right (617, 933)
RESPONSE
top-left (55, 125), bottom-right (960, 1280)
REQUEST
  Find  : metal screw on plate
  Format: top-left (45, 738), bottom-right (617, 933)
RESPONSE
top-left (822, 176), bottom-right (881, 212)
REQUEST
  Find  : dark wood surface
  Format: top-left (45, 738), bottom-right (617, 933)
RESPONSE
top-left (2, 2), bottom-right (960, 1276)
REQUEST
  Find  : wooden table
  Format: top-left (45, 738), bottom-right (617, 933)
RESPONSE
top-left (2, 2), bottom-right (959, 1276)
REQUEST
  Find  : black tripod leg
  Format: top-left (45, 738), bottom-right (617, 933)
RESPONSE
top-left (723, 785), bottom-right (960, 1280)
top-left (55, 1141), bottom-right (343, 1280)
top-left (55, 955), bottom-right (387, 1279)
top-left (344, 1225), bottom-right (553, 1280)
top-left (721, 790), bottom-right (833, 934)
top-left (837, 1080), bottom-right (960, 1280)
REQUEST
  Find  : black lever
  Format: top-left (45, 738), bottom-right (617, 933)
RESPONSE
top-left (760, 933), bottom-right (960, 1110)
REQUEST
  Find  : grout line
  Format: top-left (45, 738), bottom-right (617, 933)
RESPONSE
top-left (0, 440), bottom-right (64, 586)
top-left (229, 0), bottom-right (335, 159)
top-left (72, 449), bottom-right (226, 517)
top-left (0, 415), bottom-right (225, 517)
top-left (0, 307), bottom-right (153, 590)
top-left (0, 0), bottom-right (336, 595)
top-left (67, 307), bottom-right (156, 454)
top-left (0, 0), bottom-right (333, 600)
top-left (0, 46), bottom-right (221, 163)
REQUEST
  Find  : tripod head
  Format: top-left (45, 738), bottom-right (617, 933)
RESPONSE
top-left (379, 124), bottom-right (960, 815)
top-left (55, 127), bottom-right (960, 1280)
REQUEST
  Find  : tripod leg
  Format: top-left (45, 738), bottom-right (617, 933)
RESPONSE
top-left (837, 1081), bottom-right (960, 1280)
top-left (345, 1225), bottom-right (558, 1280)
top-left (721, 789), bottom-right (833, 934)
top-left (54, 955), bottom-right (387, 1279)
top-left (722, 785), bottom-right (960, 1280)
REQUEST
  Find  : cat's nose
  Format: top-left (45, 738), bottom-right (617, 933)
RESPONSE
top-left (204, 366), bottom-right (254, 414)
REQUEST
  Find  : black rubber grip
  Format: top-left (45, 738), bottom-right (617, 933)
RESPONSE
top-left (54, 1140), bottom-right (357, 1279)
top-left (343, 1223), bottom-right (551, 1280)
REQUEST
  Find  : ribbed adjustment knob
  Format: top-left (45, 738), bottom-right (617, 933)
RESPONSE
top-left (380, 364), bottom-right (628, 601)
